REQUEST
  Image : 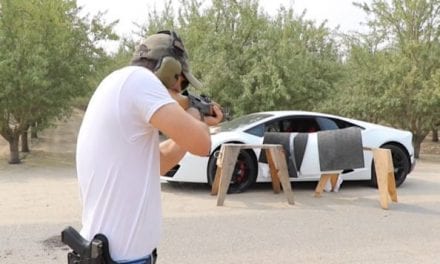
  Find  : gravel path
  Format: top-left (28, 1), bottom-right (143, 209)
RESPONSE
top-left (0, 158), bottom-right (439, 264)
top-left (0, 110), bottom-right (439, 263)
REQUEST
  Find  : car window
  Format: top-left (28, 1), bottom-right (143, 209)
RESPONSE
top-left (262, 117), bottom-right (320, 133)
top-left (265, 121), bottom-right (281, 132)
top-left (245, 124), bottom-right (265, 137)
top-left (316, 117), bottom-right (362, 130)
top-left (215, 113), bottom-right (273, 132)
top-left (247, 119), bottom-right (293, 137)
top-left (283, 117), bottom-right (320, 133)
top-left (222, 114), bottom-right (364, 137)
top-left (316, 117), bottom-right (339, 130)
top-left (248, 117), bottom-right (319, 137)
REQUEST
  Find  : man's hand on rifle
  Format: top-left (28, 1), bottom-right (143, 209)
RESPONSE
top-left (203, 103), bottom-right (223, 126)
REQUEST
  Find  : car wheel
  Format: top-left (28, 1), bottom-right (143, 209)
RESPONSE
top-left (370, 144), bottom-right (410, 187)
top-left (207, 148), bottom-right (258, 194)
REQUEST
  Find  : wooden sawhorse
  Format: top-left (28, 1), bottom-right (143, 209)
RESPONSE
top-left (314, 147), bottom-right (398, 209)
top-left (211, 144), bottom-right (295, 206)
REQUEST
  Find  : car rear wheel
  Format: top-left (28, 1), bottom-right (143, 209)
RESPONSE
top-left (207, 148), bottom-right (258, 193)
top-left (370, 144), bottom-right (410, 187)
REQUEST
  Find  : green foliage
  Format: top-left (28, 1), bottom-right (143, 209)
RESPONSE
top-left (333, 0), bottom-right (440, 157)
top-left (2, 0), bottom-right (438, 162)
top-left (137, 0), bottom-right (342, 117)
top-left (0, 0), bottom-right (118, 162)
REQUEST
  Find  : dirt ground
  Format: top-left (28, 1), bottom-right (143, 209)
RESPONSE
top-left (0, 110), bottom-right (439, 264)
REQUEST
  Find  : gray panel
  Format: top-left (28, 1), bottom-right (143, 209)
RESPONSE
top-left (317, 127), bottom-right (364, 171)
top-left (293, 133), bottom-right (308, 171)
top-left (260, 132), bottom-right (298, 178)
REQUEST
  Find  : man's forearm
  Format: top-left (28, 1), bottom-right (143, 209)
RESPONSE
top-left (159, 139), bottom-right (187, 175)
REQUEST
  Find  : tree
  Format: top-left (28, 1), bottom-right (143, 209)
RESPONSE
top-left (432, 127), bottom-right (438, 142)
top-left (0, 0), bottom-right (117, 163)
top-left (333, 0), bottom-right (440, 158)
top-left (324, 33), bottom-right (396, 123)
top-left (138, 0), bottom-right (342, 117)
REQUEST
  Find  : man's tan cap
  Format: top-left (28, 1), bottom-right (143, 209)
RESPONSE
top-left (135, 31), bottom-right (203, 89)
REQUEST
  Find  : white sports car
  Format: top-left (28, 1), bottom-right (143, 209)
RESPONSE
top-left (162, 111), bottom-right (416, 193)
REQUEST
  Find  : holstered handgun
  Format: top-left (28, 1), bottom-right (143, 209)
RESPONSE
top-left (61, 226), bottom-right (116, 264)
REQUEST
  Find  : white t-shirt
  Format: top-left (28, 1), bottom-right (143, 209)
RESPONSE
top-left (76, 66), bottom-right (175, 261)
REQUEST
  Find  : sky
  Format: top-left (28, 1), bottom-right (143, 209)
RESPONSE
top-left (76, 0), bottom-right (371, 51)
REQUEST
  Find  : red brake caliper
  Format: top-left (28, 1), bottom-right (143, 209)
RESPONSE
top-left (236, 161), bottom-right (246, 183)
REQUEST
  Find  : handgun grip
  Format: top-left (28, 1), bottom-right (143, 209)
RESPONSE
top-left (61, 226), bottom-right (90, 256)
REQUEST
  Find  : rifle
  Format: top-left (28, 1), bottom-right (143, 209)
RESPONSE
top-left (169, 90), bottom-right (217, 117)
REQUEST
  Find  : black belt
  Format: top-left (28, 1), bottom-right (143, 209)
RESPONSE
top-left (61, 226), bottom-right (158, 264)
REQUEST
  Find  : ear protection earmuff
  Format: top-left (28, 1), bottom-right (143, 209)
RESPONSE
top-left (154, 56), bottom-right (182, 89)
top-left (153, 30), bottom-right (187, 89)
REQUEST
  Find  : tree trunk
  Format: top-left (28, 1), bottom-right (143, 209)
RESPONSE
top-left (413, 133), bottom-right (427, 159)
top-left (1, 125), bottom-right (22, 164)
top-left (8, 135), bottom-right (21, 164)
top-left (21, 129), bottom-right (30, 153)
top-left (432, 129), bottom-right (438, 142)
top-left (31, 122), bottom-right (38, 139)
top-left (31, 128), bottom-right (38, 139)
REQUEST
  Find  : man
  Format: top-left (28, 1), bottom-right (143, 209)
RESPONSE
top-left (76, 30), bottom-right (223, 263)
